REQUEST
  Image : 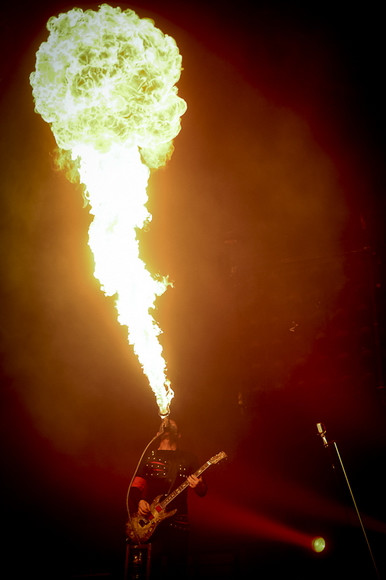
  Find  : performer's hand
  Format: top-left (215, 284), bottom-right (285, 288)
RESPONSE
top-left (187, 474), bottom-right (207, 497)
top-left (138, 500), bottom-right (151, 516)
top-left (187, 475), bottom-right (200, 488)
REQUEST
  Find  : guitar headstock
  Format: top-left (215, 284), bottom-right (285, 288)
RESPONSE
top-left (208, 451), bottom-right (227, 465)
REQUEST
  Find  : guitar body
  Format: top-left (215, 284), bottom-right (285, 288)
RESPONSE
top-left (126, 495), bottom-right (177, 543)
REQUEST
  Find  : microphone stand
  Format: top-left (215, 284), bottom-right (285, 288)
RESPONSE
top-left (316, 423), bottom-right (380, 580)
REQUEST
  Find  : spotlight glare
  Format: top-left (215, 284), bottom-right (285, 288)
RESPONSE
top-left (311, 536), bottom-right (326, 553)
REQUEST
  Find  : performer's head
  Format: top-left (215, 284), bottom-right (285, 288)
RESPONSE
top-left (158, 417), bottom-right (181, 446)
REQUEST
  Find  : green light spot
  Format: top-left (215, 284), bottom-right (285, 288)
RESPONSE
top-left (312, 536), bottom-right (326, 553)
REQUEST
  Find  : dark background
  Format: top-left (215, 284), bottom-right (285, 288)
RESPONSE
top-left (1, 1), bottom-right (385, 578)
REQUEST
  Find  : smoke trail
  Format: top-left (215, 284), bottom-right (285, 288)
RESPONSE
top-left (30, 4), bottom-right (187, 417)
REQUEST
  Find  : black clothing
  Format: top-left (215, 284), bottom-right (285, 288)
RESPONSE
top-left (136, 449), bottom-right (199, 524)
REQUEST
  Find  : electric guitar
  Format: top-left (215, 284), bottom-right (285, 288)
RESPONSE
top-left (126, 450), bottom-right (227, 543)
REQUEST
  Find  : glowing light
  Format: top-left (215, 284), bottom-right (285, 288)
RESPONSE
top-left (197, 494), bottom-right (318, 550)
top-left (311, 536), bottom-right (326, 553)
top-left (30, 4), bottom-right (187, 417)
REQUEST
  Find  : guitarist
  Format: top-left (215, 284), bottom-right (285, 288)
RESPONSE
top-left (128, 419), bottom-right (207, 578)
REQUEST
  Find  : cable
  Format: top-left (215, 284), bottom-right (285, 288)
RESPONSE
top-left (125, 429), bottom-right (164, 545)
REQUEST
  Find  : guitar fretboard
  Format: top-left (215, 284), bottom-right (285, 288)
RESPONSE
top-left (160, 460), bottom-right (211, 509)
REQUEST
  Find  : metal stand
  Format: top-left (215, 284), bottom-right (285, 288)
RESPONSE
top-left (316, 423), bottom-right (380, 579)
top-left (124, 542), bottom-right (152, 580)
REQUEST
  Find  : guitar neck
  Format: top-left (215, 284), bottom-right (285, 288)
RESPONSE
top-left (160, 461), bottom-right (211, 509)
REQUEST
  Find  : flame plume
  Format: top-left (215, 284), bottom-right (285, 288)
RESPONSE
top-left (30, 4), bottom-right (187, 417)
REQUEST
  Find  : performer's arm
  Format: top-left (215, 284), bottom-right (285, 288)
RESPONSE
top-left (129, 476), bottom-right (149, 513)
